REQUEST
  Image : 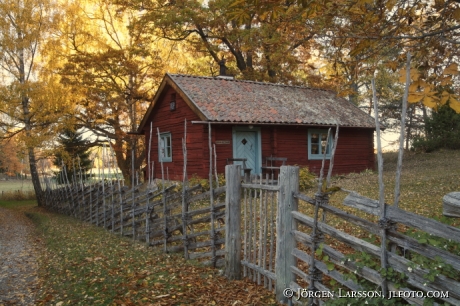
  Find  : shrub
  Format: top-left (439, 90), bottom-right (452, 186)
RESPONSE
top-left (298, 166), bottom-right (317, 192)
top-left (188, 173), bottom-right (225, 191)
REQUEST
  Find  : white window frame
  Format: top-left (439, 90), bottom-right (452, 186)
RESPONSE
top-left (159, 132), bottom-right (172, 162)
top-left (308, 129), bottom-right (333, 160)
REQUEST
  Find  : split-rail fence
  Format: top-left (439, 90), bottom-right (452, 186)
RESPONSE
top-left (43, 178), bottom-right (227, 267)
top-left (43, 164), bottom-right (460, 305)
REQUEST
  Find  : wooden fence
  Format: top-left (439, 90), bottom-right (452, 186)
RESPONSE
top-left (42, 178), bottom-right (227, 267)
top-left (42, 163), bottom-right (460, 305)
top-left (224, 165), bottom-right (460, 305)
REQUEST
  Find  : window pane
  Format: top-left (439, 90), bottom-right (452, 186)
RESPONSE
top-left (166, 145), bottom-right (171, 158)
top-left (166, 136), bottom-right (171, 148)
top-left (311, 133), bottom-right (319, 143)
top-left (311, 144), bottom-right (319, 154)
top-left (160, 138), bottom-right (165, 158)
top-left (321, 139), bottom-right (327, 154)
top-left (309, 130), bottom-right (332, 159)
top-left (159, 133), bottom-right (172, 161)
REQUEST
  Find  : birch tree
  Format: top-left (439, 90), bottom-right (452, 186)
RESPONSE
top-left (0, 0), bottom-right (70, 205)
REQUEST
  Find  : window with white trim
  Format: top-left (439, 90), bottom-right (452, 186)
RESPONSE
top-left (159, 133), bottom-right (172, 162)
top-left (308, 129), bottom-right (333, 160)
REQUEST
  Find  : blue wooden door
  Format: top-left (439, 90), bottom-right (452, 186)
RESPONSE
top-left (233, 130), bottom-right (260, 174)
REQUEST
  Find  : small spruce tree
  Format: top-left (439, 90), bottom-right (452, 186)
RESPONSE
top-left (54, 129), bottom-right (92, 184)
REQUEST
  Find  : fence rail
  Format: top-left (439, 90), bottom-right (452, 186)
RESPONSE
top-left (42, 179), bottom-right (227, 266)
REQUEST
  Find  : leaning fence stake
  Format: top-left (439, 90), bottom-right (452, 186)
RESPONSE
top-left (131, 144), bottom-right (135, 240)
top-left (394, 52), bottom-right (411, 208)
top-left (208, 122), bottom-right (216, 268)
top-left (213, 144), bottom-right (219, 188)
top-left (157, 127), bottom-right (167, 252)
top-left (148, 122), bottom-right (153, 186)
top-left (182, 119), bottom-right (189, 259)
top-left (372, 77), bottom-right (388, 297)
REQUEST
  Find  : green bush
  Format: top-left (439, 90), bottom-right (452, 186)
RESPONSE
top-left (298, 166), bottom-right (317, 192)
top-left (188, 173), bottom-right (225, 191)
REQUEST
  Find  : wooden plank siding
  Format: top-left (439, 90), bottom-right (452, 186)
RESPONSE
top-left (142, 86), bottom-right (375, 180)
top-left (142, 85), bottom-right (203, 181)
top-left (263, 126), bottom-right (375, 175)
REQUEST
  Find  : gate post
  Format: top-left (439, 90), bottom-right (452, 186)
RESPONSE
top-left (276, 166), bottom-right (299, 304)
top-left (224, 164), bottom-right (242, 280)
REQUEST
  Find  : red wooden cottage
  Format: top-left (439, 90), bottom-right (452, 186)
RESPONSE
top-left (137, 73), bottom-right (376, 181)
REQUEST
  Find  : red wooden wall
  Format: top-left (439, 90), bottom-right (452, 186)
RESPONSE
top-left (142, 85), bottom-right (204, 181)
top-left (142, 86), bottom-right (375, 180)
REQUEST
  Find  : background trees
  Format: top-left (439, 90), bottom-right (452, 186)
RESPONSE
top-left (0, 137), bottom-right (25, 176)
top-left (412, 104), bottom-right (460, 152)
top-left (120, 0), bottom-right (328, 84)
top-left (1, 0), bottom-right (459, 199)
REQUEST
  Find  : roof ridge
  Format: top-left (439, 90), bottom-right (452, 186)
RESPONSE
top-left (167, 73), bottom-right (332, 93)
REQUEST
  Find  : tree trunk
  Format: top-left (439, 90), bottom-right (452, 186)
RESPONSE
top-left (112, 139), bottom-right (132, 185)
top-left (18, 39), bottom-right (44, 205)
top-left (28, 147), bottom-right (44, 206)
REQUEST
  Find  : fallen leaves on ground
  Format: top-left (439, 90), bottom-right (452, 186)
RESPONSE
top-left (0, 204), bottom-right (42, 306)
top-left (27, 209), bottom-right (278, 306)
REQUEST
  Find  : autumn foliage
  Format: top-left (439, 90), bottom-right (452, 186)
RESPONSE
top-left (0, 137), bottom-right (24, 176)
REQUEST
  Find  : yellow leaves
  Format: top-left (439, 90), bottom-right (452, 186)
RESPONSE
top-left (386, 61), bottom-right (398, 72)
top-left (453, 8), bottom-right (460, 21)
top-left (398, 63), bottom-right (460, 113)
top-left (449, 97), bottom-right (460, 113)
top-left (398, 68), bottom-right (420, 83)
top-left (443, 63), bottom-right (458, 75)
top-left (349, 5), bottom-right (365, 15)
top-left (422, 95), bottom-right (439, 108)
top-left (406, 84), bottom-right (440, 108)
top-left (349, 40), bottom-right (373, 57)
top-left (386, 0), bottom-right (397, 11)
top-left (440, 91), bottom-right (451, 106)
top-left (407, 93), bottom-right (424, 103)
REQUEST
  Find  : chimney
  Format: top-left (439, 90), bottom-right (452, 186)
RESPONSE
top-left (219, 59), bottom-right (226, 76)
top-left (217, 59), bottom-right (234, 79)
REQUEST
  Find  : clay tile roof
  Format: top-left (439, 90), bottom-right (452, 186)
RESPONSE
top-left (168, 74), bottom-right (376, 128)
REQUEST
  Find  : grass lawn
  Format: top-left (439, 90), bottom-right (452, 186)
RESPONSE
top-left (0, 199), bottom-right (37, 209)
top-left (328, 149), bottom-right (460, 223)
top-left (0, 180), bottom-right (36, 200)
top-left (0, 179), bottom-right (34, 192)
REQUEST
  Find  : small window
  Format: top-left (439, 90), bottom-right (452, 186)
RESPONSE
top-left (170, 93), bottom-right (176, 111)
top-left (159, 132), bottom-right (172, 162)
top-left (308, 129), bottom-right (333, 160)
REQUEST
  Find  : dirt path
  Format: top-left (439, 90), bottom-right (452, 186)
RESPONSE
top-left (0, 207), bottom-right (41, 305)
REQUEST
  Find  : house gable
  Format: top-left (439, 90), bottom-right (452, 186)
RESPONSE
top-left (141, 84), bottom-right (206, 181)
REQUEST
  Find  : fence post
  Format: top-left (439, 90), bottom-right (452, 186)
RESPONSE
top-left (224, 164), bottom-right (242, 280)
top-left (276, 165), bottom-right (299, 304)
